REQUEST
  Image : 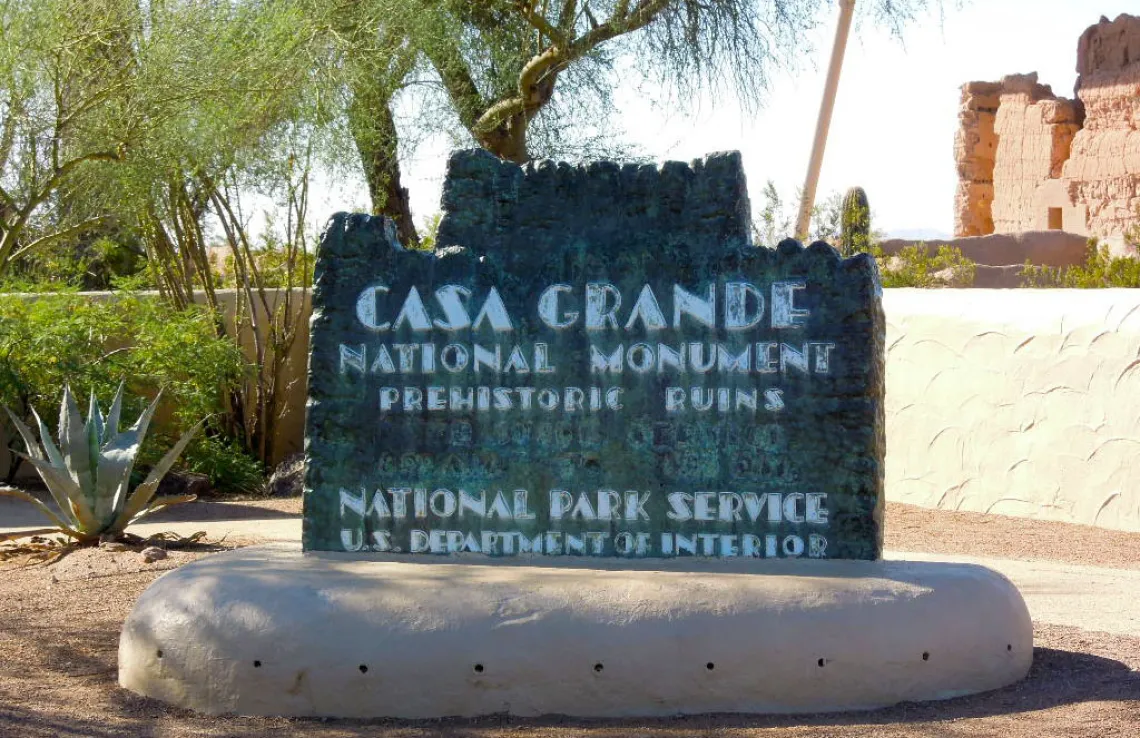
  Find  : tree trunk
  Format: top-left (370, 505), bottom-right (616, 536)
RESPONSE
top-left (349, 84), bottom-right (418, 247)
top-left (474, 74), bottom-right (558, 164)
top-left (478, 113), bottom-right (530, 164)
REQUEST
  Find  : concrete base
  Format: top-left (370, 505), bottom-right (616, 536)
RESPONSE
top-left (119, 544), bottom-right (1032, 718)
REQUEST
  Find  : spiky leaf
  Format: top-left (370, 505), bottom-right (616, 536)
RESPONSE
top-left (59, 387), bottom-right (95, 501)
top-left (0, 528), bottom-right (58, 543)
top-left (97, 425), bottom-right (148, 524)
top-left (30, 407), bottom-right (66, 470)
top-left (0, 487), bottom-right (82, 539)
top-left (12, 452), bottom-right (99, 532)
top-left (5, 408), bottom-right (44, 462)
top-left (114, 419), bottom-right (203, 530)
top-left (104, 382), bottom-right (124, 446)
top-left (85, 389), bottom-right (107, 520)
top-left (5, 409), bottom-right (78, 530)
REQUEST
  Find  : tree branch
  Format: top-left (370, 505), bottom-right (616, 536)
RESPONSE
top-left (569, 0), bottom-right (671, 62)
top-left (9, 215), bottom-right (108, 261)
top-left (473, 0), bottom-right (672, 140)
top-left (515, 2), bottom-right (568, 46)
top-left (418, 36), bottom-right (490, 132)
top-left (558, 0), bottom-right (579, 32)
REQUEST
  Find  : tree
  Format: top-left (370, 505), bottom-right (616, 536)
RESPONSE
top-left (106, 0), bottom-right (324, 467)
top-left (0, 0), bottom-right (142, 278)
top-left (332, 0), bottom-right (931, 241)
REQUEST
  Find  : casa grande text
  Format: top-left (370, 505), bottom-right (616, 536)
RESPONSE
top-left (339, 280), bottom-right (839, 414)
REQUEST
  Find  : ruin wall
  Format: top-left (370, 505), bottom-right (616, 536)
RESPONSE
top-left (1061, 14), bottom-right (1140, 243)
top-left (953, 82), bottom-right (999, 236)
top-left (954, 14), bottom-right (1140, 244)
top-left (989, 75), bottom-right (1080, 234)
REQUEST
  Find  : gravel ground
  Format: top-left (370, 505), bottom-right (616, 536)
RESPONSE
top-left (1, 502), bottom-right (1137, 737)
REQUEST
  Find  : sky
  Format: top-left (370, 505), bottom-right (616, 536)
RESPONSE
top-left (315, 1), bottom-right (1140, 240)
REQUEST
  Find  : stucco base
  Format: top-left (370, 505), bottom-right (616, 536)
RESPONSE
top-left (119, 544), bottom-right (1032, 718)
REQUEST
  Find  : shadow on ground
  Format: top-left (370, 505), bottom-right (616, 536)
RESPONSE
top-left (1, 643), bottom-right (1136, 738)
top-left (142, 501), bottom-right (297, 524)
top-left (1, 492), bottom-right (297, 530)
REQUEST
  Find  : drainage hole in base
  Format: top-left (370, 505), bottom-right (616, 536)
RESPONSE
top-left (156, 650), bottom-right (163, 659)
top-left (253, 660), bottom-right (262, 668)
top-left (359, 664), bottom-right (368, 674)
top-left (817, 658), bottom-right (825, 668)
top-left (1007, 644), bottom-right (1013, 652)
top-left (706, 662), bottom-right (715, 671)
top-left (922, 652), bottom-right (930, 661)
top-left (594, 663), bottom-right (604, 673)
top-left (473, 664), bottom-right (484, 673)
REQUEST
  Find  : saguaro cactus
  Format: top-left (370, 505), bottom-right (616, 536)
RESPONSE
top-left (840, 186), bottom-right (871, 255)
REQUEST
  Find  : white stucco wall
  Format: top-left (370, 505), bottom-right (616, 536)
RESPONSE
top-left (884, 289), bottom-right (1140, 533)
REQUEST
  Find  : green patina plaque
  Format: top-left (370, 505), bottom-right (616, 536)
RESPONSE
top-left (303, 150), bottom-right (885, 559)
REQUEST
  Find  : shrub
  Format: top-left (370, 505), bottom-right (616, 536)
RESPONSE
top-left (1022, 240), bottom-right (1140, 288)
top-left (0, 292), bottom-right (261, 492)
top-left (181, 435), bottom-right (267, 496)
top-left (869, 243), bottom-right (976, 288)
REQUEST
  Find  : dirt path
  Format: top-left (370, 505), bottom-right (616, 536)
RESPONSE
top-left (1, 503), bottom-right (1138, 737)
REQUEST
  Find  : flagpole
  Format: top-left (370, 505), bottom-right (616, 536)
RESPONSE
top-left (795, 0), bottom-right (857, 241)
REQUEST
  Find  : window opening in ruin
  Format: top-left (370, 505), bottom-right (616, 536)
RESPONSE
top-left (1048, 208), bottom-right (1063, 231)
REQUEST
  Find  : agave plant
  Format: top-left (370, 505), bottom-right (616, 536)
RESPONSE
top-left (0, 386), bottom-right (203, 543)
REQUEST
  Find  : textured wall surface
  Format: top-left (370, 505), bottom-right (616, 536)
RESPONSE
top-left (990, 74), bottom-right (1081, 235)
top-left (1062, 14), bottom-right (1140, 244)
top-left (884, 289), bottom-right (1140, 533)
top-left (954, 82), bottom-right (1000, 237)
top-left (955, 14), bottom-right (1140, 244)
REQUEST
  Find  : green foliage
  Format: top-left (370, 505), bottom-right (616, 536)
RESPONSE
top-left (0, 235), bottom-right (147, 293)
top-left (0, 386), bottom-right (201, 542)
top-left (840, 187), bottom-right (872, 257)
top-left (753, 182), bottom-right (843, 247)
top-left (180, 435), bottom-right (267, 497)
top-left (869, 243), bottom-right (977, 288)
top-left (0, 293), bottom-right (259, 491)
top-left (1022, 240), bottom-right (1140, 288)
top-left (417, 213), bottom-right (443, 252)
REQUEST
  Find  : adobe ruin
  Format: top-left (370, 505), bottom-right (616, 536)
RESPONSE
top-left (954, 14), bottom-right (1140, 248)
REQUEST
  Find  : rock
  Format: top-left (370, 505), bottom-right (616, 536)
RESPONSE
top-left (99, 541), bottom-right (131, 552)
top-left (303, 150), bottom-right (886, 559)
top-left (155, 470), bottom-right (212, 500)
top-left (266, 453), bottom-right (305, 497)
top-left (141, 546), bottom-right (168, 563)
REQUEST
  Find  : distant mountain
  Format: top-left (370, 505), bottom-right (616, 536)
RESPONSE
top-left (885, 228), bottom-right (953, 241)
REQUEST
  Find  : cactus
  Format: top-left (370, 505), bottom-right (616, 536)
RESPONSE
top-left (0, 386), bottom-right (202, 542)
top-left (840, 186), bottom-right (871, 255)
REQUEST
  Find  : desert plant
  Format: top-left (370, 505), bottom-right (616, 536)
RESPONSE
top-left (1022, 239), bottom-right (1140, 288)
top-left (0, 293), bottom-right (254, 489)
top-left (870, 243), bottom-right (977, 288)
top-left (0, 386), bottom-right (202, 542)
top-left (753, 182), bottom-right (844, 247)
top-left (840, 187), bottom-right (871, 256)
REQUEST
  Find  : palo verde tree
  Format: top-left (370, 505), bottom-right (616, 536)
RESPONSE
top-left (99, 0), bottom-right (327, 467)
top-left (326, 0), bottom-right (932, 242)
top-left (3, 0), bottom-right (330, 468)
top-left (0, 0), bottom-right (149, 278)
